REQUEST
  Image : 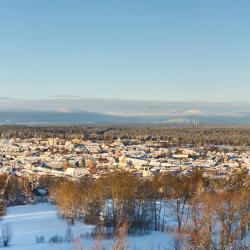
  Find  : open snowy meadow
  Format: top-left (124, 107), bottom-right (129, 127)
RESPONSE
top-left (1, 203), bottom-right (173, 250)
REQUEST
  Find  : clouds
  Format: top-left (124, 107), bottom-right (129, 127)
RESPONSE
top-left (0, 97), bottom-right (250, 120)
top-left (0, 97), bottom-right (250, 124)
top-left (185, 109), bottom-right (205, 115)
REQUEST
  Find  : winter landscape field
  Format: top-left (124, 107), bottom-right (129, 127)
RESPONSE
top-left (1, 203), bottom-right (173, 250)
top-left (1, 0), bottom-right (250, 249)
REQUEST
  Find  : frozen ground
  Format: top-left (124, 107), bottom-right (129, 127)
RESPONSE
top-left (1, 203), bottom-right (173, 250)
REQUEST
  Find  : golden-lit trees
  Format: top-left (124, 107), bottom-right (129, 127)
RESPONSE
top-left (0, 174), bottom-right (8, 216)
top-left (49, 170), bottom-right (250, 248)
top-left (161, 171), bottom-right (205, 232)
top-left (104, 172), bottom-right (137, 229)
top-left (53, 180), bottom-right (85, 224)
top-left (3, 176), bottom-right (32, 206)
top-left (181, 189), bottom-right (250, 250)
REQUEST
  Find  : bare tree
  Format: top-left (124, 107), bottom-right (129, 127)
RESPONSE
top-left (1, 224), bottom-right (12, 247)
top-left (65, 222), bottom-right (73, 242)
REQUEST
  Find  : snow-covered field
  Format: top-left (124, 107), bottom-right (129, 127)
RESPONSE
top-left (1, 203), bottom-right (173, 250)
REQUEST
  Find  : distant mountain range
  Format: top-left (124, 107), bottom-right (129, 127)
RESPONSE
top-left (0, 111), bottom-right (250, 125)
top-left (0, 97), bottom-right (250, 125)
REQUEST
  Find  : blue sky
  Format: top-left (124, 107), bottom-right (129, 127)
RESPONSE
top-left (0, 0), bottom-right (249, 101)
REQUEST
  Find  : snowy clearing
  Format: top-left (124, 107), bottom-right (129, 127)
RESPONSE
top-left (0, 203), bottom-right (173, 250)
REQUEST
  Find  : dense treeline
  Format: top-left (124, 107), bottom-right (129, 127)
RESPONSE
top-left (1, 125), bottom-right (250, 146)
top-left (48, 171), bottom-right (250, 249)
top-left (0, 174), bottom-right (33, 216)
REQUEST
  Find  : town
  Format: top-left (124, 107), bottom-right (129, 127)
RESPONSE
top-left (1, 132), bottom-right (250, 180)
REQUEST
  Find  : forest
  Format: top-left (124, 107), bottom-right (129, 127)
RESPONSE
top-left (1, 125), bottom-right (250, 146)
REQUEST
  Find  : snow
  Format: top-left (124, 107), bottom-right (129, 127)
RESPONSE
top-left (0, 203), bottom-right (174, 250)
